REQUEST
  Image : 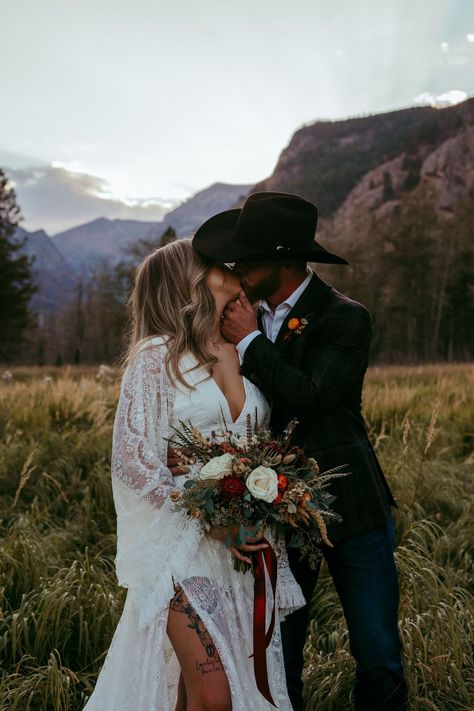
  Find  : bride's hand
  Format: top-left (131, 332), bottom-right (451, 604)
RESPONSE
top-left (167, 446), bottom-right (192, 476)
top-left (208, 525), bottom-right (267, 565)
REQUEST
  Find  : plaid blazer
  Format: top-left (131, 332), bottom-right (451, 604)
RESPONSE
top-left (240, 271), bottom-right (396, 543)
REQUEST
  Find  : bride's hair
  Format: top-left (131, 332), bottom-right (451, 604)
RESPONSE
top-left (121, 237), bottom-right (218, 388)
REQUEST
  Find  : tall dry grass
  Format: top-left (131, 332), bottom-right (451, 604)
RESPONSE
top-left (0, 364), bottom-right (473, 710)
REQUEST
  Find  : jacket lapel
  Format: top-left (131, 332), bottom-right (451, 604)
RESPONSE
top-left (274, 272), bottom-right (332, 349)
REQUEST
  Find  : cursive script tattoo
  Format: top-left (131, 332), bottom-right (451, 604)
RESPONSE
top-left (195, 658), bottom-right (224, 676)
top-left (170, 586), bottom-right (220, 660)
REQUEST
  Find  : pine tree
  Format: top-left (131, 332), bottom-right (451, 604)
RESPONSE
top-left (0, 170), bottom-right (36, 362)
top-left (159, 225), bottom-right (177, 246)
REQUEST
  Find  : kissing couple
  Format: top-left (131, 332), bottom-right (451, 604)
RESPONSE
top-left (83, 192), bottom-right (408, 710)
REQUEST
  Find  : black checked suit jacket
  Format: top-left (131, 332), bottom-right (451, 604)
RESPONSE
top-left (240, 271), bottom-right (396, 543)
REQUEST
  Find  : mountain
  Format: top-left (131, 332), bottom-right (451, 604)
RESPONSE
top-left (14, 227), bottom-right (78, 313)
top-left (252, 98), bottom-right (474, 218)
top-left (328, 126), bottom-right (474, 233)
top-left (310, 122), bottom-right (474, 364)
top-left (48, 182), bottom-right (252, 271)
top-left (7, 101), bottom-right (473, 364)
top-left (51, 217), bottom-right (164, 272)
top-left (163, 182), bottom-right (252, 236)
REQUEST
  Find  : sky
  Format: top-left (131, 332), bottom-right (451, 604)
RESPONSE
top-left (2, 0), bottom-right (474, 233)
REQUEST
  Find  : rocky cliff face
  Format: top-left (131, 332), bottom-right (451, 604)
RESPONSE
top-left (420, 128), bottom-right (474, 213)
top-left (252, 99), bottom-right (474, 218)
top-left (328, 126), bottom-right (474, 234)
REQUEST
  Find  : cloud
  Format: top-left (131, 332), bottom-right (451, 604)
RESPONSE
top-left (4, 160), bottom-right (177, 234)
top-left (467, 34), bottom-right (474, 43)
top-left (414, 89), bottom-right (468, 108)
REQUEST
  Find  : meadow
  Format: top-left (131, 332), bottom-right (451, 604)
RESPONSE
top-left (0, 364), bottom-right (473, 710)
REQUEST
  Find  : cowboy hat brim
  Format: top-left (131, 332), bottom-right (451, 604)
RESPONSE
top-left (192, 208), bottom-right (349, 265)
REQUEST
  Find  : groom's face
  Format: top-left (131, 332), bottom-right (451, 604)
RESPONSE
top-left (232, 261), bottom-right (284, 304)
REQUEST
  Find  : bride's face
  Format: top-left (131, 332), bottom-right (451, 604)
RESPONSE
top-left (205, 265), bottom-right (241, 303)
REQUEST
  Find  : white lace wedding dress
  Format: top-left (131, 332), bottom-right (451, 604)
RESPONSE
top-left (83, 336), bottom-right (305, 711)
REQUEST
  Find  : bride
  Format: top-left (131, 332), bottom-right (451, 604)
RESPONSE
top-left (83, 238), bottom-right (305, 711)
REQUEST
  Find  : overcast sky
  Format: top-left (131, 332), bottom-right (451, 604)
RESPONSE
top-left (2, 0), bottom-right (473, 233)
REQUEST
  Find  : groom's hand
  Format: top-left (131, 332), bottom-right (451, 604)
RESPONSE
top-left (221, 290), bottom-right (258, 344)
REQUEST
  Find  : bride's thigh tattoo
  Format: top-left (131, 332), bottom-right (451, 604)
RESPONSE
top-left (195, 658), bottom-right (224, 676)
top-left (170, 586), bottom-right (223, 673)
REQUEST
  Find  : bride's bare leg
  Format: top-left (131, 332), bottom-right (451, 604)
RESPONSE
top-left (167, 585), bottom-right (232, 711)
top-left (175, 672), bottom-right (186, 711)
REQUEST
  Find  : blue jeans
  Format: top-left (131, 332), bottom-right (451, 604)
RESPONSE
top-left (281, 516), bottom-right (408, 711)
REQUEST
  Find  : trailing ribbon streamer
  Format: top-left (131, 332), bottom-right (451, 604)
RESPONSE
top-left (250, 537), bottom-right (278, 707)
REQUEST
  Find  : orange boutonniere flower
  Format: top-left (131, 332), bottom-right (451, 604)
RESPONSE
top-left (288, 318), bottom-right (301, 331)
top-left (282, 314), bottom-right (312, 342)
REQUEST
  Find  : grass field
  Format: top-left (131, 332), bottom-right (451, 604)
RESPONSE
top-left (0, 364), bottom-right (473, 710)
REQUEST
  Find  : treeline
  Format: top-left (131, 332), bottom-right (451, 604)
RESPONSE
top-left (317, 185), bottom-right (474, 363)
top-left (0, 168), bottom-right (176, 367)
top-left (15, 232), bottom-right (176, 367)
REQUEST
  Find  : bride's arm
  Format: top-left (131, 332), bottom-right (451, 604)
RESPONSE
top-left (111, 343), bottom-right (204, 629)
top-left (111, 344), bottom-right (176, 509)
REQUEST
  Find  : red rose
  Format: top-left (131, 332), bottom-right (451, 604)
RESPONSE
top-left (273, 493), bottom-right (283, 505)
top-left (277, 474), bottom-right (288, 491)
top-left (220, 443), bottom-right (237, 454)
top-left (220, 475), bottom-right (246, 500)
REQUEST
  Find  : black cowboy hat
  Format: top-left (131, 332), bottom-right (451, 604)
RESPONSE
top-left (192, 191), bottom-right (348, 265)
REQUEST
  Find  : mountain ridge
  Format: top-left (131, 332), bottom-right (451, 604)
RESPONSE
top-left (251, 98), bottom-right (474, 217)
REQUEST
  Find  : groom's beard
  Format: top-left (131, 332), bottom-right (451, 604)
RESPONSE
top-left (240, 268), bottom-right (283, 304)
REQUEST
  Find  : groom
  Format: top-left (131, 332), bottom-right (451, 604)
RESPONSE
top-left (191, 191), bottom-right (408, 711)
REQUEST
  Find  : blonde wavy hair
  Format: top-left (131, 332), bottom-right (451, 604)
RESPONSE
top-left (121, 238), bottom-right (219, 388)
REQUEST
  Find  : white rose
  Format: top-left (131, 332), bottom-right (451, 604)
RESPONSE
top-left (199, 453), bottom-right (234, 480)
top-left (232, 435), bottom-right (249, 451)
top-left (246, 466), bottom-right (279, 503)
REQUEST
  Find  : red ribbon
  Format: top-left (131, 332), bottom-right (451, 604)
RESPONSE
top-left (250, 537), bottom-right (278, 707)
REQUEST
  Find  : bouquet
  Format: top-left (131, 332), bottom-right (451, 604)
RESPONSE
top-left (168, 413), bottom-right (349, 572)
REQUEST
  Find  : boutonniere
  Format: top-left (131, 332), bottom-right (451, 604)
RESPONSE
top-left (282, 314), bottom-right (313, 343)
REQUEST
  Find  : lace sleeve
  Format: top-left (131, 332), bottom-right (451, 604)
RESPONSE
top-left (269, 530), bottom-right (306, 620)
top-left (111, 344), bottom-right (175, 509)
top-left (111, 342), bottom-right (204, 629)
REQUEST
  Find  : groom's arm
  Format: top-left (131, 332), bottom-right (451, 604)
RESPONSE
top-left (223, 293), bottom-right (372, 418)
top-left (241, 306), bottom-right (371, 418)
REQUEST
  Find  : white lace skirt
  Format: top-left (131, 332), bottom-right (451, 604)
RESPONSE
top-left (83, 533), bottom-right (301, 711)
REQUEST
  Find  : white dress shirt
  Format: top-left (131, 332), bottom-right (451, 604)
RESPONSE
top-left (236, 269), bottom-right (314, 356)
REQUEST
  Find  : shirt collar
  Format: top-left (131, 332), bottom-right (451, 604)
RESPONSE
top-left (259, 268), bottom-right (313, 315)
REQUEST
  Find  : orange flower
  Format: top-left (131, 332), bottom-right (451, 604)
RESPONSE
top-left (288, 318), bottom-right (301, 331)
top-left (277, 474), bottom-right (288, 491)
